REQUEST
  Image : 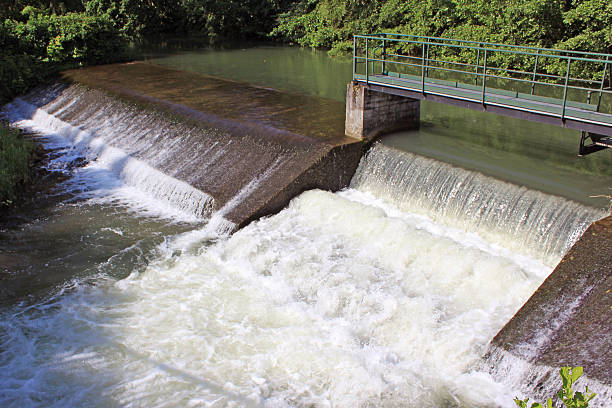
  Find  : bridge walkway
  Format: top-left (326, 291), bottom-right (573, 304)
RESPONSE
top-left (352, 34), bottom-right (612, 154)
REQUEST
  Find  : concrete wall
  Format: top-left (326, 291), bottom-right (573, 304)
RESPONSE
top-left (345, 81), bottom-right (420, 141)
top-left (489, 214), bottom-right (612, 386)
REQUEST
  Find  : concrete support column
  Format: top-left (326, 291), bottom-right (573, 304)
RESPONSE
top-left (345, 81), bottom-right (420, 141)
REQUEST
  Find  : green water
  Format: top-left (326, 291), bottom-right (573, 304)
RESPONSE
top-left (145, 43), bottom-right (353, 101)
top-left (145, 43), bottom-right (612, 208)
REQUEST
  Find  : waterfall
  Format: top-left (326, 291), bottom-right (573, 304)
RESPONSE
top-left (3, 83), bottom-right (325, 225)
top-left (351, 143), bottom-right (605, 264)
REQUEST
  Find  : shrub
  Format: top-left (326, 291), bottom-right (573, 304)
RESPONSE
top-left (0, 123), bottom-right (35, 205)
top-left (514, 366), bottom-right (597, 408)
top-left (0, 8), bottom-right (127, 105)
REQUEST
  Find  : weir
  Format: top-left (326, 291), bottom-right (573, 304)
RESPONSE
top-left (9, 62), bottom-right (364, 230)
top-left (2, 53), bottom-right (611, 406)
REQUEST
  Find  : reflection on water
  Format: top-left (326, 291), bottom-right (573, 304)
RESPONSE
top-left (145, 43), bottom-right (353, 102)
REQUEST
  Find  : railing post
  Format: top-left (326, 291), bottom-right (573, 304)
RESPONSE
top-left (421, 43), bottom-right (426, 93)
top-left (481, 49), bottom-right (487, 104)
top-left (365, 37), bottom-right (369, 84)
top-left (561, 58), bottom-right (571, 120)
top-left (474, 44), bottom-right (481, 85)
top-left (531, 51), bottom-right (540, 95)
top-left (352, 36), bottom-right (356, 80)
top-left (425, 39), bottom-right (430, 77)
top-left (382, 35), bottom-right (387, 75)
top-left (597, 56), bottom-right (609, 112)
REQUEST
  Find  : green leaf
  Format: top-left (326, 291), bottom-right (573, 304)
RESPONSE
top-left (514, 397), bottom-right (528, 408)
top-left (571, 366), bottom-right (583, 383)
top-left (560, 366), bottom-right (571, 388)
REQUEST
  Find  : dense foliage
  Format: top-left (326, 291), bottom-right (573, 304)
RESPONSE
top-left (81, 0), bottom-right (292, 39)
top-left (1, 6), bottom-right (125, 104)
top-left (1, 0), bottom-right (610, 103)
top-left (271, 0), bottom-right (611, 54)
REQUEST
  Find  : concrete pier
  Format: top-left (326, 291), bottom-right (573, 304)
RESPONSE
top-left (345, 81), bottom-right (420, 141)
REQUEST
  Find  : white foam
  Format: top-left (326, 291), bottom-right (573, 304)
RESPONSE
top-left (0, 189), bottom-right (559, 407)
top-left (3, 98), bottom-right (214, 222)
top-left (351, 144), bottom-right (604, 265)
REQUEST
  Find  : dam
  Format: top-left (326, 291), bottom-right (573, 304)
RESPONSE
top-left (0, 44), bottom-right (611, 407)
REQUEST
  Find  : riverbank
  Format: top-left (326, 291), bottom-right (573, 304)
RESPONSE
top-left (0, 123), bottom-right (37, 207)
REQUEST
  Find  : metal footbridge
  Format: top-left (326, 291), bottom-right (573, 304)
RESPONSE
top-left (352, 33), bottom-right (612, 155)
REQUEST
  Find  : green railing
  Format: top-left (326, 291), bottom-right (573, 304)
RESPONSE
top-left (353, 33), bottom-right (612, 121)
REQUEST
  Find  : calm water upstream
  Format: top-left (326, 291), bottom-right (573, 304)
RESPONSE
top-left (0, 44), bottom-right (610, 407)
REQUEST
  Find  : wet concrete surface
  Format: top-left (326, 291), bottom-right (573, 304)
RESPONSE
top-left (62, 62), bottom-right (350, 144)
top-left (52, 63), bottom-right (364, 228)
top-left (491, 214), bottom-right (612, 385)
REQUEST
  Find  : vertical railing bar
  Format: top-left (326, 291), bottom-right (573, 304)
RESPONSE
top-left (481, 49), bottom-right (487, 104)
top-left (531, 51), bottom-right (540, 95)
top-left (474, 44), bottom-right (481, 85)
top-left (382, 35), bottom-right (386, 75)
top-left (352, 36), bottom-right (356, 80)
top-left (561, 58), bottom-right (571, 120)
top-left (597, 56), bottom-right (609, 112)
top-left (370, 44), bottom-right (374, 76)
top-left (365, 37), bottom-right (369, 84)
top-left (425, 39), bottom-right (430, 77)
top-left (421, 43), bottom-right (426, 93)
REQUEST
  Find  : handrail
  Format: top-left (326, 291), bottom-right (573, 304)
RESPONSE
top-left (359, 33), bottom-right (612, 59)
top-left (354, 55), bottom-right (607, 92)
top-left (354, 34), bottom-right (612, 65)
top-left (352, 33), bottom-right (612, 118)
top-left (384, 53), bottom-right (600, 85)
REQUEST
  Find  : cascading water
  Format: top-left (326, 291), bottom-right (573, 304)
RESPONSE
top-left (4, 94), bottom-right (216, 221)
top-left (1, 85), bottom-right (608, 406)
top-left (351, 143), bottom-right (604, 264)
top-left (4, 82), bottom-right (331, 225)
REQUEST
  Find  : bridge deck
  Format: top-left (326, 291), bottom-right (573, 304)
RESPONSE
top-left (355, 72), bottom-right (612, 138)
top-left (353, 34), bottom-right (612, 142)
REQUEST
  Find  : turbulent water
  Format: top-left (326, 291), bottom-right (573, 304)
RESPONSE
top-left (0, 89), bottom-right (608, 406)
top-left (0, 187), bottom-right (558, 408)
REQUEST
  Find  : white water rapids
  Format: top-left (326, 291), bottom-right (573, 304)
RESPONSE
top-left (2, 188), bottom-right (554, 408)
top-left (0, 99), bottom-right (606, 407)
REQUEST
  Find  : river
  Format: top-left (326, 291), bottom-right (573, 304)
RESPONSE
top-left (0, 43), bottom-right (610, 407)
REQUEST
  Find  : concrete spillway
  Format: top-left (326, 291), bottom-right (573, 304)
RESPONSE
top-left (13, 62), bottom-right (364, 231)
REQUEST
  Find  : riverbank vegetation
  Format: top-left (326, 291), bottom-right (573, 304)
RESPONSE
top-left (2, 1), bottom-right (610, 104)
top-left (272, 0), bottom-right (610, 55)
top-left (271, 0), bottom-right (611, 79)
top-left (1, 5), bottom-right (125, 105)
top-left (0, 122), bottom-right (35, 205)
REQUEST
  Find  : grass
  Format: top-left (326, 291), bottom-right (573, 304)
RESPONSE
top-left (0, 122), bottom-right (35, 205)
